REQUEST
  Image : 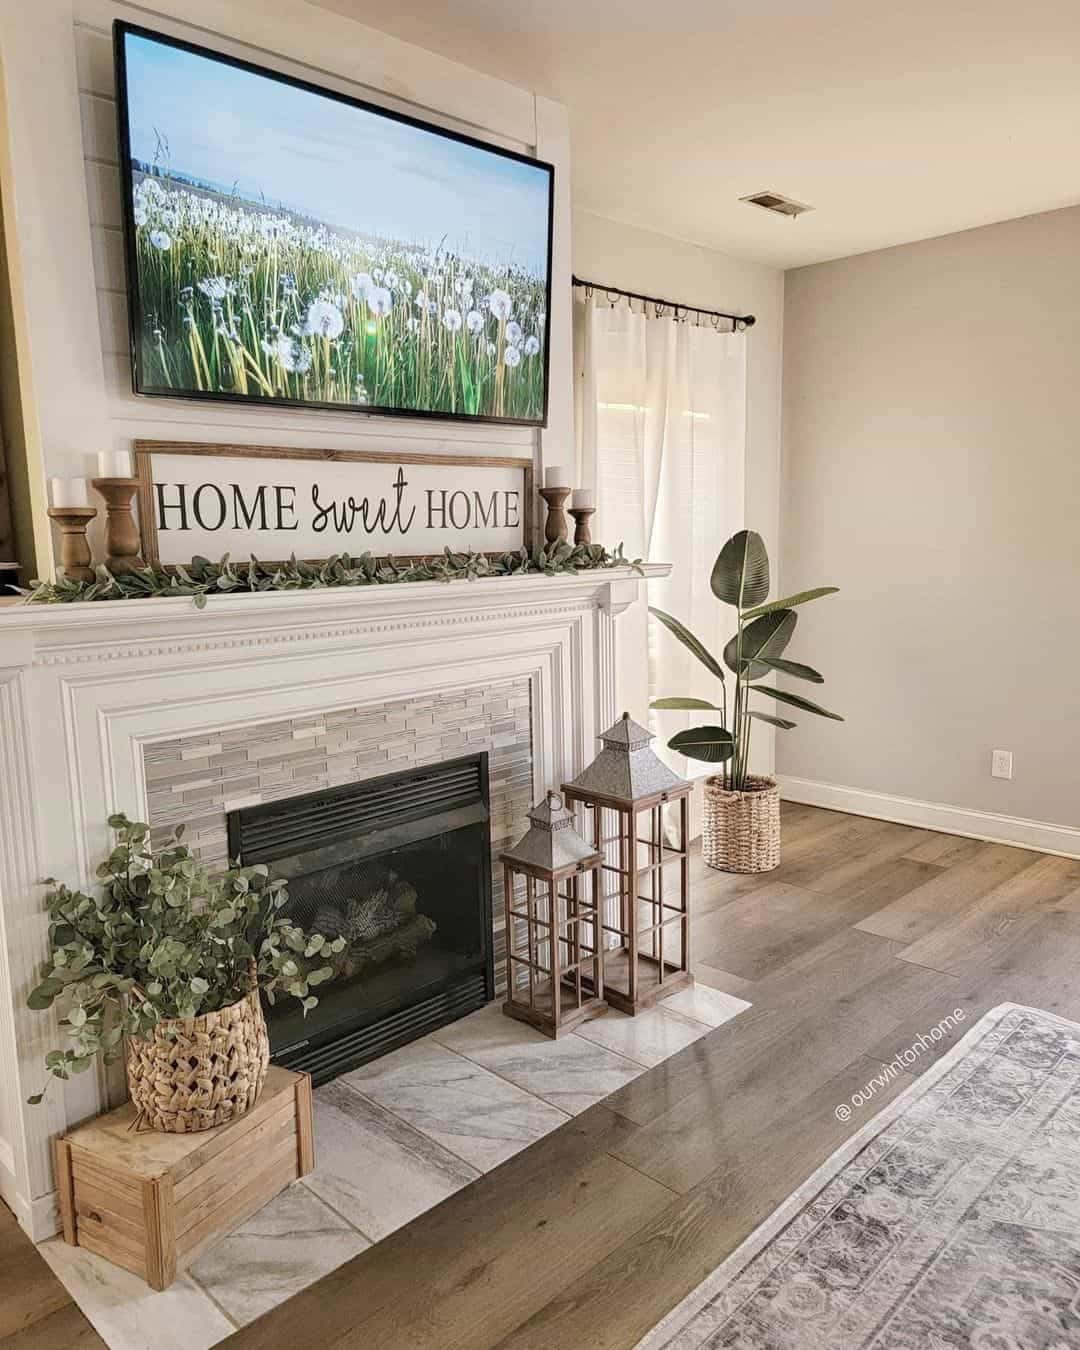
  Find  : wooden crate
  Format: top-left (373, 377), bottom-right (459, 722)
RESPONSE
top-left (55, 1065), bottom-right (313, 1290)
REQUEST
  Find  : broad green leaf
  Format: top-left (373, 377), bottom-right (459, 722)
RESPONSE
top-left (758, 656), bottom-right (824, 683)
top-left (650, 697), bottom-right (721, 711)
top-left (668, 725), bottom-right (736, 763)
top-left (740, 587), bottom-right (838, 620)
top-left (723, 610), bottom-right (796, 678)
top-left (749, 710), bottom-right (797, 730)
top-left (750, 685), bottom-right (844, 720)
top-left (710, 530), bottom-right (770, 609)
top-left (649, 607), bottom-right (726, 685)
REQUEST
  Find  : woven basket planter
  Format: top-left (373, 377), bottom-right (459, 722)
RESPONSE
top-left (126, 986), bottom-right (270, 1133)
top-left (702, 774), bottom-right (781, 873)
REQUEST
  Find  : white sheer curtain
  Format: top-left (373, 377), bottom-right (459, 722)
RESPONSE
top-left (574, 293), bottom-right (747, 774)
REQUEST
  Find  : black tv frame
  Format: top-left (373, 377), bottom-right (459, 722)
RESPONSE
top-left (113, 20), bottom-right (555, 429)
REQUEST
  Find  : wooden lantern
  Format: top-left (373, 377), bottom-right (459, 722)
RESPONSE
top-left (563, 712), bottom-right (694, 1015)
top-left (500, 791), bottom-right (605, 1037)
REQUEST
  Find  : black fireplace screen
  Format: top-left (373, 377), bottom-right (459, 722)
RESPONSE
top-left (227, 754), bottom-right (493, 1083)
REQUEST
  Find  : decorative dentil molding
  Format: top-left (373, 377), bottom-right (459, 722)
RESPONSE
top-left (33, 602), bottom-right (592, 666)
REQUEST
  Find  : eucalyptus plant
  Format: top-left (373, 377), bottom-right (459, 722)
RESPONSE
top-left (26, 814), bottom-right (346, 1101)
top-left (24, 542), bottom-right (637, 606)
top-left (650, 529), bottom-right (842, 791)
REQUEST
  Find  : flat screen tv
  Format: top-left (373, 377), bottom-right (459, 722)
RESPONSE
top-left (114, 22), bottom-right (554, 426)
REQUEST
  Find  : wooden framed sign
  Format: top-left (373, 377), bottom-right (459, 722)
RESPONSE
top-left (134, 441), bottom-right (534, 567)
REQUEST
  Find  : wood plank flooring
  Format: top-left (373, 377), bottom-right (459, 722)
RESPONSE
top-left (9, 804), bottom-right (1080, 1350)
top-left (0, 1203), bottom-right (103, 1349)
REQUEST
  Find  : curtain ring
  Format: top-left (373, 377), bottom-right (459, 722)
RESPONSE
top-left (606, 289), bottom-right (619, 309)
top-left (656, 303), bottom-right (666, 319)
top-left (584, 284), bottom-right (594, 301)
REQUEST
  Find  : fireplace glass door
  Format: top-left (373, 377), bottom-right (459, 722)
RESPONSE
top-left (228, 755), bottom-right (493, 1082)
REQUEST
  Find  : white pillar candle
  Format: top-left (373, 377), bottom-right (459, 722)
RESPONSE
top-left (571, 489), bottom-right (594, 510)
top-left (544, 465), bottom-right (569, 488)
top-left (96, 450), bottom-right (132, 478)
top-left (51, 477), bottom-right (90, 508)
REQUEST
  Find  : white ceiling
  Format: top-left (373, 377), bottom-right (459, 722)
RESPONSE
top-left (314, 0), bottom-right (1080, 270)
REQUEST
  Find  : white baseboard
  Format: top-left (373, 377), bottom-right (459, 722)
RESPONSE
top-left (777, 775), bottom-right (1080, 860)
top-left (0, 1152), bottom-right (60, 1240)
top-left (29, 1189), bottom-right (61, 1241)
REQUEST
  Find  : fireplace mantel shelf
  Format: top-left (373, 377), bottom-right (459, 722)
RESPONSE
top-left (0, 564), bottom-right (670, 666)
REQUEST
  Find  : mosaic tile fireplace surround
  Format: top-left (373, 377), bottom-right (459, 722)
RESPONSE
top-left (144, 680), bottom-right (532, 1074)
top-left (143, 680), bottom-right (532, 889)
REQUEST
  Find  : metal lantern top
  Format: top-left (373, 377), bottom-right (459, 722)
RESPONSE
top-left (500, 790), bottom-right (602, 877)
top-left (565, 711), bottom-right (691, 807)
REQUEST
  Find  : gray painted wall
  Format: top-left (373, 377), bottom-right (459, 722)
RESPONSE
top-left (779, 204), bottom-right (1080, 828)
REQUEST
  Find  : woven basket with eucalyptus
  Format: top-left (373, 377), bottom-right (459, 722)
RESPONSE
top-left (27, 814), bottom-right (346, 1123)
top-left (702, 774), bottom-right (781, 874)
top-left (126, 984), bottom-right (270, 1133)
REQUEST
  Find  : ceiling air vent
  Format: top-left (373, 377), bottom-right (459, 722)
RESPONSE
top-left (740, 190), bottom-right (813, 218)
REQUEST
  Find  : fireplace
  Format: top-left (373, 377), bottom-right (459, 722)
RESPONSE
top-left (227, 754), bottom-right (494, 1084)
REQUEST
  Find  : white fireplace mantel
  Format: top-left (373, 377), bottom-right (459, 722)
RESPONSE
top-left (0, 563), bottom-right (668, 1238)
top-left (0, 566), bottom-right (659, 660)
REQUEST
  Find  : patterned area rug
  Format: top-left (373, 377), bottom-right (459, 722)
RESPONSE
top-left (638, 1003), bottom-right (1080, 1349)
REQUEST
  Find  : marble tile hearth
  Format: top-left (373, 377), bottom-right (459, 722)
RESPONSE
top-left (41, 987), bottom-right (750, 1350)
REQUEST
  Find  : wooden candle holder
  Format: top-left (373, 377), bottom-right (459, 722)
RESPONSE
top-left (539, 486), bottom-right (571, 546)
top-left (569, 506), bottom-right (595, 546)
top-left (91, 477), bottom-right (144, 575)
top-left (47, 506), bottom-right (97, 583)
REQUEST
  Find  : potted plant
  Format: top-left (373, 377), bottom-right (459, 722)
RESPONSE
top-left (27, 814), bottom-right (345, 1132)
top-left (650, 529), bottom-right (841, 873)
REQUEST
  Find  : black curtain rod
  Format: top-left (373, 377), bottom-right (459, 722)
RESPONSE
top-left (571, 275), bottom-right (755, 329)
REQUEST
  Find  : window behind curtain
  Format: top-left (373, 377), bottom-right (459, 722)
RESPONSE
top-left (575, 295), bottom-right (747, 773)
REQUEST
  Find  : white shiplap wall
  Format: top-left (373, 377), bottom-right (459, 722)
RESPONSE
top-left (74, 6), bottom-right (540, 461)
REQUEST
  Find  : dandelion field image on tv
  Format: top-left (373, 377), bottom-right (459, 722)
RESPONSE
top-left (119, 29), bottom-right (552, 423)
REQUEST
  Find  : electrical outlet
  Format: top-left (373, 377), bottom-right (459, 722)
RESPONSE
top-left (991, 750), bottom-right (1013, 780)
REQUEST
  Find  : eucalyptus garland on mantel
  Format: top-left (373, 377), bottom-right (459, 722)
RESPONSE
top-left (25, 542), bottom-right (640, 607)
